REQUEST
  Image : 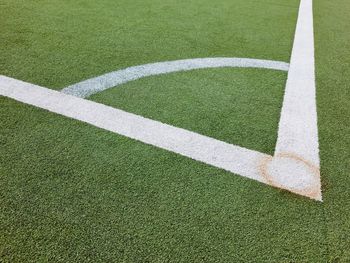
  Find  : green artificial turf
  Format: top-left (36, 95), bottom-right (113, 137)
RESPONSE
top-left (0, 0), bottom-right (298, 88)
top-left (0, 95), bottom-right (327, 263)
top-left (1, 0), bottom-right (350, 262)
top-left (91, 68), bottom-right (286, 155)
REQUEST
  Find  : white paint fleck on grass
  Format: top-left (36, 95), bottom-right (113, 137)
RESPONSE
top-left (61, 58), bottom-right (289, 98)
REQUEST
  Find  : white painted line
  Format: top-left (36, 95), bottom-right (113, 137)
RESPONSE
top-left (61, 57), bottom-right (289, 98)
top-left (0, 75), bottom-right (270, 184)
top-left (272, 0), bottom-right (322, 200)
top-left (275, 0), bottom-right (319, 167)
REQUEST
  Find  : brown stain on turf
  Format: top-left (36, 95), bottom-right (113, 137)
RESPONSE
top-left (258, 152), bottom-right (321, 200)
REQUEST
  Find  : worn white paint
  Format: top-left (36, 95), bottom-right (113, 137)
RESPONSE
top-left (61, 58), bottom-right (289, 98)
top-left (0, 0), bottom-right (322, 201)
top-left (260, 153), bottom-right (321, 199)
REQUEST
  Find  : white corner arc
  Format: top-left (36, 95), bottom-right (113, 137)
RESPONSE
top-left (61, 58), bottom-right (289, 98)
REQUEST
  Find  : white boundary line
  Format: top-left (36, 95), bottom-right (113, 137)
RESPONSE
top-left (275, 0), bottom-right (319, 167)
top-left (0, 75), bottom-right (270, 183)
top-left (61, 58), bottom-right (289, 98)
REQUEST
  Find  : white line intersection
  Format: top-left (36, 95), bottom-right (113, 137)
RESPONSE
top-left (0, 0), bottom-right (321, 200)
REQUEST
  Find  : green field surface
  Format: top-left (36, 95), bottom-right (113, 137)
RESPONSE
top-left (1, 0), bottom-right (350, 262)
top-left (91, 69), bottom-right (286, 154)
top-left (0, 0), bottom-right (298, 87)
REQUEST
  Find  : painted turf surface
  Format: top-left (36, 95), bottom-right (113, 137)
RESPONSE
top-left (0, 0), bottom-right (349, 262)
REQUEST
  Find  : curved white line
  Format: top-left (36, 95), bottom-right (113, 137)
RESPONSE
top-left (61, 57), bottom-right (289, 98)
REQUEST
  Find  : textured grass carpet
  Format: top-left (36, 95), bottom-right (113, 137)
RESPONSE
top-left (91, 68), bottom-right (286, 155)
top-left (0, 0), bottom-right (298, 87)
top-left (1, 0), bottom-right (350, 262)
